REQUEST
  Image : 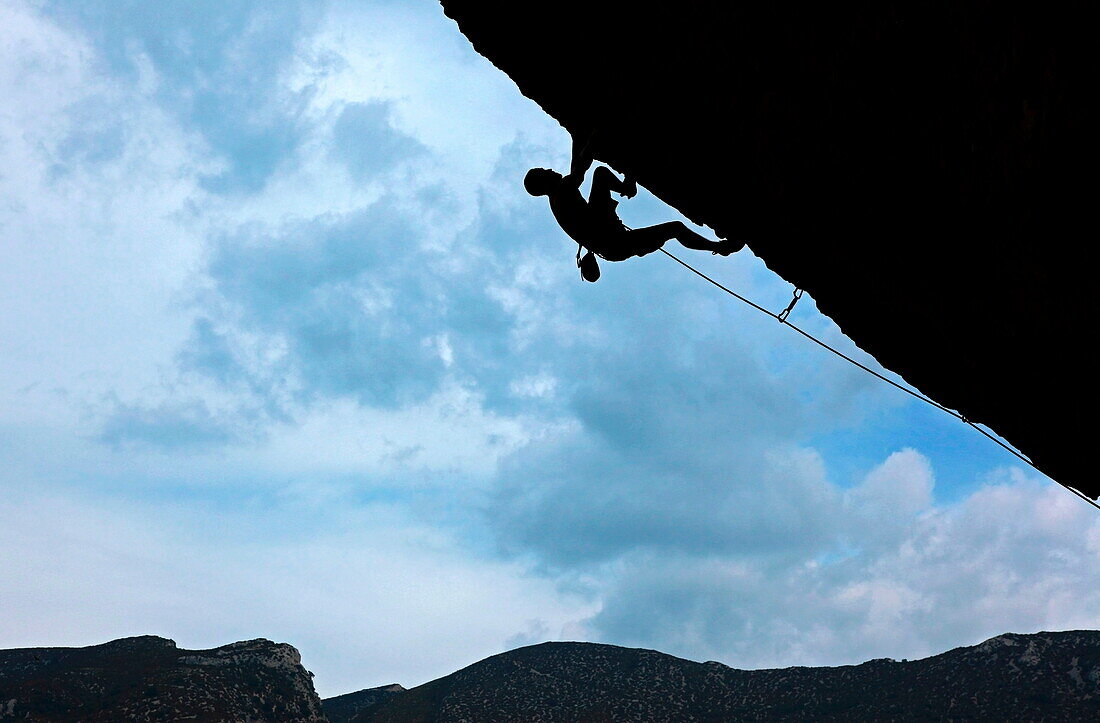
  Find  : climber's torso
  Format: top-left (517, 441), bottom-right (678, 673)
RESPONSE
top-left (548, 183), bottom-right (624, 249)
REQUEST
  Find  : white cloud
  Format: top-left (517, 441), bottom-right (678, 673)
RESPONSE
top-left (844, 448), bottom-right (934, 546)
top-left (250, 383), bottom-right (554, 482)
top-left (0, 0), bottom-right (213, 418)
top-left (284, 0), bottom-right (564, 206)
top-left (588, 455), bottom-right (1100, 670)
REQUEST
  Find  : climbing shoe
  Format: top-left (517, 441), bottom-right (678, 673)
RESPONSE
top-left (711, 239), bottom-right (745, 256)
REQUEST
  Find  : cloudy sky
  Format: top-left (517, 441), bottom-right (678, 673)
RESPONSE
top-left (2, 0), bottom-right (1098, 698)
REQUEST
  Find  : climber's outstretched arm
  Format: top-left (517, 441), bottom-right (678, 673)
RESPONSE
top-left (563, 135), bottom-right (594, 188)
top-left (590, 166), bottom-right (638, 201)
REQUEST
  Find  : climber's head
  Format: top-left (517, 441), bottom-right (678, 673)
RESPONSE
top-left (524, 168), bottom-right (560, 196)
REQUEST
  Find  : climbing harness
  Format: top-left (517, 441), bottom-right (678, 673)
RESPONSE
top-left (656, 247), bottom-right (1099, 511)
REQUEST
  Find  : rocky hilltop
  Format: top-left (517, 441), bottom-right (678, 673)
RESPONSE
top-left (323, 684), bottom-right (406, 722)
top-left (0, 636), bottom-right (325, 722)
top-left (339, 630), bottom-right (1100, 721)
top-left (440, 1), bottom-right (1098, 498)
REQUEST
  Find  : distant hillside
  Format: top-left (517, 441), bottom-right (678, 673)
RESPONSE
top-left (0, 636), bottom-right (324, 722)
top-left (338, 631), bottom-right (1100, 722)
top-left (4, 631), bottom-right (1098, 720)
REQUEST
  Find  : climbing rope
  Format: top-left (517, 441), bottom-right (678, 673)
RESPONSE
top-left (657, 247), bottom-right (1100, 512)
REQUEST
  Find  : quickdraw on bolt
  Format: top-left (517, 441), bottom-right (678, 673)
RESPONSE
top-left (778, 287), bottom-right (803, 324)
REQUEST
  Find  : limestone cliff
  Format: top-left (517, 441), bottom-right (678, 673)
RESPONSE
top-left (441, 1), bottom-right (1097, 498)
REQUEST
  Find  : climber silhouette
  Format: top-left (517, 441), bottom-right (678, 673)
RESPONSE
top-left (524, 135), bottom-right (742, 281)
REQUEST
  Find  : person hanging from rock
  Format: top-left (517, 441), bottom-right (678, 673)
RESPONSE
top-left (524, 133), bottom-right (742, 281)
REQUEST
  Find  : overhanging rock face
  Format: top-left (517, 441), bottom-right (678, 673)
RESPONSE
top-left (442, 1), bottom-right (1097, 498)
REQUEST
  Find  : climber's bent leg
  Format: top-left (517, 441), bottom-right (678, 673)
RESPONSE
top-left (599, 223), bottom-right (742, 261)
top-left (589, 223), bottom-right (672, 261)
top-left (616, 221), bottom-right (734, 258)
top-left (665, 221), bottom-right (737, 254)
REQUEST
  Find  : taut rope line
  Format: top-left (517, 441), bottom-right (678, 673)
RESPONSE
top-left (657, 247), bottom-right (1099, 511)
